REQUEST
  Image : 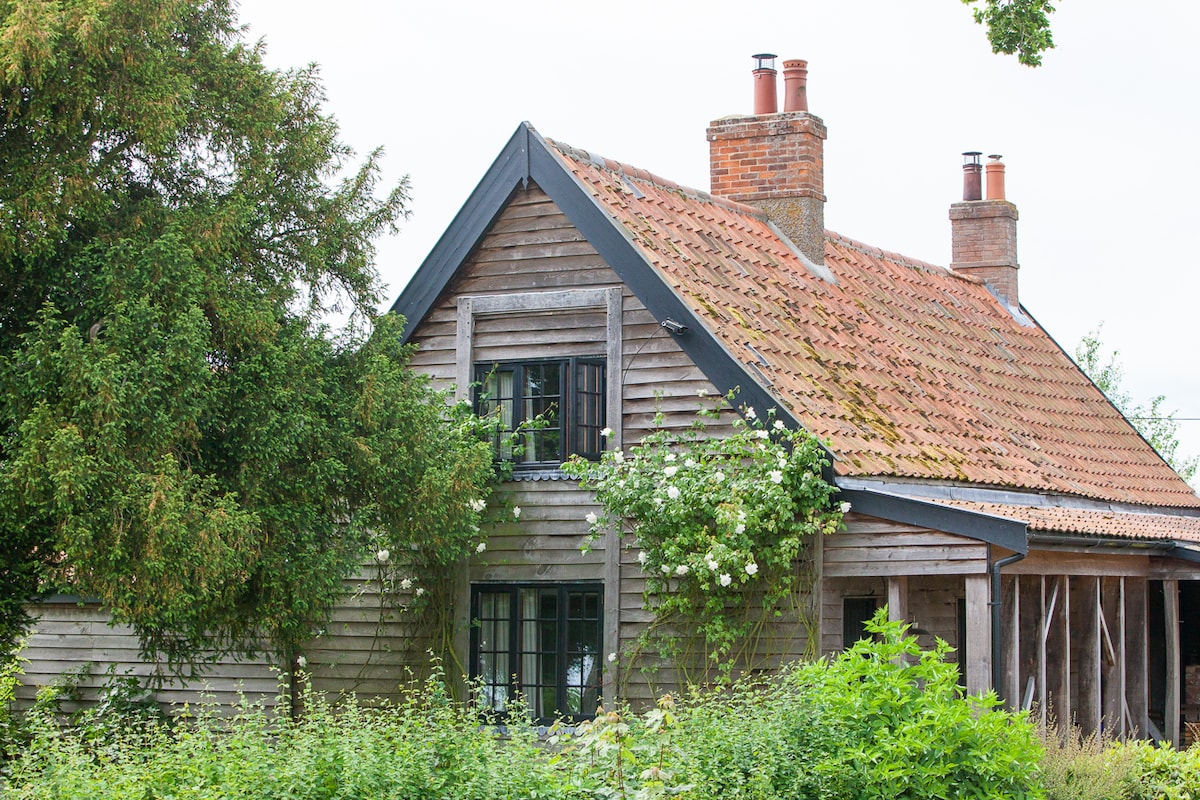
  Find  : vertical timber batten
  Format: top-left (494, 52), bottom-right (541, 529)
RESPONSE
top-left (965, 575), bottom-right (991, 695)
top-left (1166, 579), bottom-right (1180, 746)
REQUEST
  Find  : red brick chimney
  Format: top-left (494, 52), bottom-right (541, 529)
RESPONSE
top-left (708, 55), bottom-right (827, 264)
top-left (950, 154), bottom-right (1019, 306)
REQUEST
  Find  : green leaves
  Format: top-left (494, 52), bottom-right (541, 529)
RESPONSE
top-left (0, 0), bottom-right (486, 672)
top-left (564, 397), bottom-right (843, 679)
top-left (962, 0), bottom-right (1057, 67)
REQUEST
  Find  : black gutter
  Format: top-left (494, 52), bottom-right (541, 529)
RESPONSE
top-left (990, 550), bottom-right (1026, 702)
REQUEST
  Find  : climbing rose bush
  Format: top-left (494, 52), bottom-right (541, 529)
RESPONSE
top-left (563, 399), bottom-right (844, 673)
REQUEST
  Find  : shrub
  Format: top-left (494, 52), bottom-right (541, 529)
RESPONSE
top-left (797, 610), bottom-right (1045, 799)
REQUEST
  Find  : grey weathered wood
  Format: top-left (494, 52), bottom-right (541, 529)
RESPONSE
top-left (965, 575), bottom-right (991, 696)
top-left (887, 576), bottom-right (908, 623)
top-left (1077, 577), bottom-right (1101, 735)
top-left (1165, 579), bottom-right (1181, 746)
top-left (1126, 577), bottom-right (1149, 738)
top-left (1003, 575), bottom-right (1020, 708)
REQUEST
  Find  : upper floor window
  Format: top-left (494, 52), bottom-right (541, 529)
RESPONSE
top-left (474, 358), bottom-right (605, 468)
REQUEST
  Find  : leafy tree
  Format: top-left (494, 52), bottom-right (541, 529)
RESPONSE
top-left (1076, 328), bottom-right (1198, 483)
top-left (962, 0), bottom-right (1057, 67)
top-left (0, 0), bottom-right (495, 671)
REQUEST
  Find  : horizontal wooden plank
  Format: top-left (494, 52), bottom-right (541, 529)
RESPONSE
top-left (824, 559), bottom-right (988, 577)
top-left (824, 545), bottom-right (986, 564)
top-left (830, 531), bottom-right (980, 549)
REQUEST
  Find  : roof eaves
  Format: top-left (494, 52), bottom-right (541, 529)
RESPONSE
top-left (838, 486), bottom-right (1029, 553)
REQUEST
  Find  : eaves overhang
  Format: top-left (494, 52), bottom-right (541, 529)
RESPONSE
top-left (838, 486), bottom-right (1029, 554)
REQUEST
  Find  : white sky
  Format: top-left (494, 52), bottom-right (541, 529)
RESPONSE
top-left (237, 0), bottom-right (1200, 471)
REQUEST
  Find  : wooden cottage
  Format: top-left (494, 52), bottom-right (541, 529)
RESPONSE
top-left (388, 57), bottom-right (1200, 743)
top-left (17, 57), bottom-right (1200, 744)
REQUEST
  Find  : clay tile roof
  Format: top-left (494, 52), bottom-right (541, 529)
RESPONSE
top-left (548, 139), bottom-right (1200, 510)
top-left (930, 500), bottom-right (1200, 544)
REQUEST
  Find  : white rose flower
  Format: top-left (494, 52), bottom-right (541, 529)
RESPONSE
top-left (637, 550), bottom-right (649, 565)
top-left (745, 407), bottom-right (756, 419)
top-left (663, 465), bottom-right (678, 478)
top-left (661, 563), bottom-right (672, 574)
top-left (705, 555), bottom-right (719, 571)
top-left (698, 388), bottom-right (708, 397)
top-left (296, 655), bottom-right (307, 669)
top-left (757, 430), bottom-right (770, 440)
top-left (400, 577), bottom-right (413, 591)
top-left (770, 470), bottom-right (783, 484)
top-left (586, 511), bottom-right (598, 525)
top-left (745, 562), bottom-right (759, 576)
top-left (512, 506), bottom-right (521, 519)
top-left (840, 501), bottom-right (852, 514)
top-left (667, 486), bottom-right (680, 500)
top-left (414, 587), bottom-right (425, 597)
top-left (469, 498), bottom-right (486, 513)
top-left (778, 457), bottom-right (788, 469)
top-left (475, 541), bottom-right (487, 554)
top-left (608, 652), bottom-right (618, 663)
top-left (735, 523), bottom-right (746, 535)
top-left (376, 549), bottom-right (390, 563)
top-left (714, 471), bottom-right (725, 483)
top-left (685, 459), bottom-right (697, 468)
top-left (614, 450), bottom-right (625, 463)
top-left (719, 573), bottom-right (732, 587)
top-left (773, 419), bottom-right (786, 431)
top-left (664, 453), bottom-right (677, 462)
top-left (675, 564), bottom-right (689, 576)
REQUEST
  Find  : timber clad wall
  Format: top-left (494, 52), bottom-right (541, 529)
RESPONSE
top-left (17, 601), bottom-right (280, 714)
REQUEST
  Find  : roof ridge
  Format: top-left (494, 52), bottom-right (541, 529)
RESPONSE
top-left (546, 137), bottom-right (766, 220)
top-left (824, 228), bottom-right (977, 282)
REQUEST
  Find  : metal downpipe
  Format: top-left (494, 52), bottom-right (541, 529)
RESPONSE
top-left (991, 551), bottom-right (1026, 702)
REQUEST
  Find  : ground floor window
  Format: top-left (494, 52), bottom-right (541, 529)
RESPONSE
top-left (843, 596), bottom-right (879, 648)
top-left (470, 583), bottom-right (603, 722)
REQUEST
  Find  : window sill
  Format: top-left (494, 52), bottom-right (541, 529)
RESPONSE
top-left (506, 468), bottom-right (572, 482)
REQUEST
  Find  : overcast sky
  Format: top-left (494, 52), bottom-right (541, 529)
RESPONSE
top-left (237, 0), bottom-right (1200, 471)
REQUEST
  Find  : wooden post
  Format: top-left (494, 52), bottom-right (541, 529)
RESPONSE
top-left (1003, 574), bottom-right (1020, 708)
top-left (603, 526), bottom-right (621, 710)
top-left (1039, 576), bottom-right (1050, 726)
top-left (1101, 576), bottom-right (1123, 737)
top-left (1078, 577), bottom-right (1101, 736)
top-left (887, 576), bottom-right (908, 624)
top-left (1126, 577), bottom-right (1149, 738)
top-left (965, 574), bottom-right (991, 696)
top-left (1048, 576), bottom-right (1072, 726)
top-left (1166, 579), bottom-right (1181, 747)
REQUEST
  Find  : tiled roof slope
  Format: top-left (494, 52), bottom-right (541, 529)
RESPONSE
top-left (548, 140), bottom-right (1200, 509)
top-left (932, 500), bottom-right (1200, 543)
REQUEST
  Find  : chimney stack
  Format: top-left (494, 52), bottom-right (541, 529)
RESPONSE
top-left (950, 153), bottom-right (1019, 307)
top-left (708, 54), bottom-right (827, 264)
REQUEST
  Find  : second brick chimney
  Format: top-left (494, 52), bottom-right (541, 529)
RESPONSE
top-left (708, 55), bottom-right (827, 264)
top-left (950, 153), bottom-right (1020, 307)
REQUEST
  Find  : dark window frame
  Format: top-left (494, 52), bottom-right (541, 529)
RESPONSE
top-left (469, 582), bottom-right (604, 724)
top-left (473, 357), bottom-right (606, 469)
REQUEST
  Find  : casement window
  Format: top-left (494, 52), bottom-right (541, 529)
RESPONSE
top-left (470, 583), bottom-right (603, 723)
top-left (474, 358), bottom-right (606, 468)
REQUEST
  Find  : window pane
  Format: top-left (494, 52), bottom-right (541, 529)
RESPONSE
top-left (520, 363), bottom-right (562, 464)
top-left (566, 590), bottom-right (602, 715)
top-left (477, 367), bottom-right (516, 460)
top-left (573, 361), bottom-right (605, 460)
top-left (476, 590), bottom-right (511, 713)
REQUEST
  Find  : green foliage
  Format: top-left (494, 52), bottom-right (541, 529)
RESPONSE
top-left (5, 619), bottom-right (1051, 799)
top-left (961, 0), bottom-right (1057, 67)
top-left (0, 0), bottom-right (495, 671)
top-left (563, 398), bottom-right (843, 681)
top-left (798, 610), bottom-right (1045, 799)
top-left (1076, 327), bottom-right (1198, 482)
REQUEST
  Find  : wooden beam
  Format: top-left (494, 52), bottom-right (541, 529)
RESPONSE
top-left (1126, 577), bottom-right (1149, 738)
top-left (1003, 574), bottom-right (1020, 708)
top-left (965, 574), bottom-right (991, 696)
top-left (1101, 576), bottom-right (1123, 737)
top-left (1039, 576), bottom-right (1049, 727)
top-left (1047, 576), bottom-right (1071, 727)
top-left (887, 576), bottom-right (908, 624)
top-left (1077, 577), bottom-right (1101, 735)
top-left (1166, 579), bottom-right (1181, 747)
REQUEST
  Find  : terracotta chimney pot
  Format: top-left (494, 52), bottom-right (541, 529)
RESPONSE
top-left (782, 59), bottom-right (808, 112)
top-left (752, 53), bottom-right (778, 115)
top-left (985, 155), bottom-right (1006, 200)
